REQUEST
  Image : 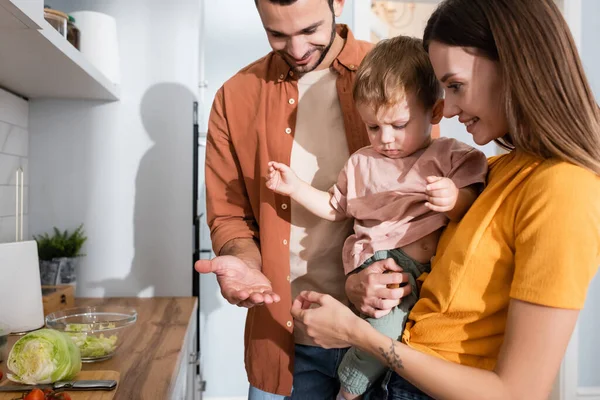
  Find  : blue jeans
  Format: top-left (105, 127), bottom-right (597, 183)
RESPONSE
top-left (364, 370), bottom-right (434, 400)
top-left (248, 344), bottom-right (348, 400)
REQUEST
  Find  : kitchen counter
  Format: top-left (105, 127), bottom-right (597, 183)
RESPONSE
top-left (1, 297), bottom-right (199, 400)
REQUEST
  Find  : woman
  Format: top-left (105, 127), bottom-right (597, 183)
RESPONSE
top-left (291, 0), bottom-right (600, 399)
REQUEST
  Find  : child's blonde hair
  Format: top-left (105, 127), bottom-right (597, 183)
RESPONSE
top-left (353, 36), bottom-right (442, 111)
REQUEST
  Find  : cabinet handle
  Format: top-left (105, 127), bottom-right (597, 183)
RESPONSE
top-left (188, 351), bottom-right (199, 365)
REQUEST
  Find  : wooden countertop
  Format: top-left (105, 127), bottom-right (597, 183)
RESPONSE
top-left (1, 297), bottom-right (198, 400)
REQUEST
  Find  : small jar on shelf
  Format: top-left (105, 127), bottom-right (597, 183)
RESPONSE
top-left (67, 15), bottom-right (81, 49)
top-left (44, 8), bottom-right (69, 38)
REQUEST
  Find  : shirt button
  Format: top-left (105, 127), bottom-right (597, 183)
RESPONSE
top-left (289, 71), bottom-right (294, 76)
top-left (281, 203), bottom-right (288, 210)
top-left (285, 127), bottom-right (292, 134)
top-left (286, 275), bottom-right (290, 282)
top-left (349, 64), bottom-right (356, 70)
top-left (288, 98), bottom-right (295, 105)
top-left (279, 74), bottom-right (284, 79)
top-left (286, 321), bottom-right (292, 328)
top-left (283, 239), bottom-right (288, 245)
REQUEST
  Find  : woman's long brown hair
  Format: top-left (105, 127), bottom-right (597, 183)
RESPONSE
top-left (424, 0), bottom-right (600, 175)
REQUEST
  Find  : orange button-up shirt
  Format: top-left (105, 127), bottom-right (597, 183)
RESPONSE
top-left (205, 25), bottom-right (372, 395)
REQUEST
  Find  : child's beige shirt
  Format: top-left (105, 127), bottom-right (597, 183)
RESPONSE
top-left (330, 137), bottom-right (488, 274)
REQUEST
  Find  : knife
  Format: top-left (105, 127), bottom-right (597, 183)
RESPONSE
top-left (0, 379), bottom-right (117, 392)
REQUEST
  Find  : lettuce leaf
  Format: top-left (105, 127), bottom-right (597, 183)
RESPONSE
top-left (67, 332), bottom-right (118, 358)
top-left (7, 329), bottom-right (81, 384)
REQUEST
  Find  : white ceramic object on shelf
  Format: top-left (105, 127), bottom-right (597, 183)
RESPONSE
top-left (69, 11), bottom-right (121, 85)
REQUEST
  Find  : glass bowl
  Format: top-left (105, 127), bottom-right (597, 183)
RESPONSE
top-left (0, 321), bottom-right (9, 362)
top-left (45, 306), bottom-right (137, 363)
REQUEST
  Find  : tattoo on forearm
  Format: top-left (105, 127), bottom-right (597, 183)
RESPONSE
top-left (379, 338), bottom-right (404, 370)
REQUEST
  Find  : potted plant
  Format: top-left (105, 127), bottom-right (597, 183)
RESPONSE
top-left (34, 225), bottom-right (87, 286)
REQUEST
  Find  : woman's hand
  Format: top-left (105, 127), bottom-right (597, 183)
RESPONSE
top-left (290, 291), bottom-right (370, 349)
top-left (345, 259), bottom-right (412, 318)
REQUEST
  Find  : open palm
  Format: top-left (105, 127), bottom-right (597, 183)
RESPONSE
top-left (195, 255), bottom-right (280, 307)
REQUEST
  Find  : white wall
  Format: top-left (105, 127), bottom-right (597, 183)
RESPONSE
top-left (0, 89), bottom-right (29, 243)
top-left (577, 0), bottom-right (600, 389)
top-left (29, 0), bottom-right (199, 298)
top-left (199, 1), bottom-right (355, 398)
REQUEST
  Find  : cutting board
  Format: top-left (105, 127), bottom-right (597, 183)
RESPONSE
top-left (0, 371), bottom-right (119, 400)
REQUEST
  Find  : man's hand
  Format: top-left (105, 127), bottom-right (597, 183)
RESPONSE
top-left (195, 255), bottom-right (281, 308)
top-left (345, 258), bottom-right (412, 318)
top-left (424, 176), bottom-right (458, 213)
top-left (266, 161), bottom-right (300, 196)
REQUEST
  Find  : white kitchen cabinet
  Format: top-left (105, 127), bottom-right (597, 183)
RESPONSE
top-left (172, 301), bottom-right (200, 400)
top-left (0, 0), bottom-right (119, 100)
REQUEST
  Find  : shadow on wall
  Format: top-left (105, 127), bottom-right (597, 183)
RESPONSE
top-left (87, 82), bottom-right (196, 297)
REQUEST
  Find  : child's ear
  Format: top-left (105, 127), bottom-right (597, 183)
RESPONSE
top-left (431, 99), bottom-right (444, 124)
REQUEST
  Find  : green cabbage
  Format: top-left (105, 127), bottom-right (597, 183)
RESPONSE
top-left (7, 329), bottom-right (82, 384)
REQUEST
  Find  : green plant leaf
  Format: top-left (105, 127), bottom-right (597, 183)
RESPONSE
top-left (34, 224), bottom-right (87, 261)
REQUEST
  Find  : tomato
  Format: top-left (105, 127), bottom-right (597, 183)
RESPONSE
top-left (23, 388), bottom-right (45, 400)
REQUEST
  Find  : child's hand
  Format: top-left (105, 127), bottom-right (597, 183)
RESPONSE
top-left (266, 161), bottom-right (300, 196)
top-left (424, 176), bottom-right (458, 212)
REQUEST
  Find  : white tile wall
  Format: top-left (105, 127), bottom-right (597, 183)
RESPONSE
top-left (0, 89), bottom-right (28, 128)
top-left (0, 88), bottom-right (29, 243)
top-left (2, 123), bottom-right (28, 157)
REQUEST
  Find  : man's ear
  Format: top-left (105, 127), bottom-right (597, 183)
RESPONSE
top-left (333, 0), bottom-right (346, 18)
top-left (431, 99), bottom-right (444, 124)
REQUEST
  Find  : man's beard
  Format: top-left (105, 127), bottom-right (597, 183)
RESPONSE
top-left (285, 16), bottom-right (337, 74)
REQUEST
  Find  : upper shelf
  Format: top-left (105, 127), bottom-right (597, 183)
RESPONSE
top-left (0, 0), bottom-right (120, 101)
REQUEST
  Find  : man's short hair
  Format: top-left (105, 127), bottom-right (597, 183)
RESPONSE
top-left (254, 0), bottom-right (335, 12)
top-left (353, 36), bottom-right (442, 111)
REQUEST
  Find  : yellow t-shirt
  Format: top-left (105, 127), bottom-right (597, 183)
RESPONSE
top-left (403, 151), bottom-right (600, 370)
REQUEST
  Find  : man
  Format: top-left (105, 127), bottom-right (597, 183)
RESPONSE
top-left (195, 0), bottom-right (410, 398)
